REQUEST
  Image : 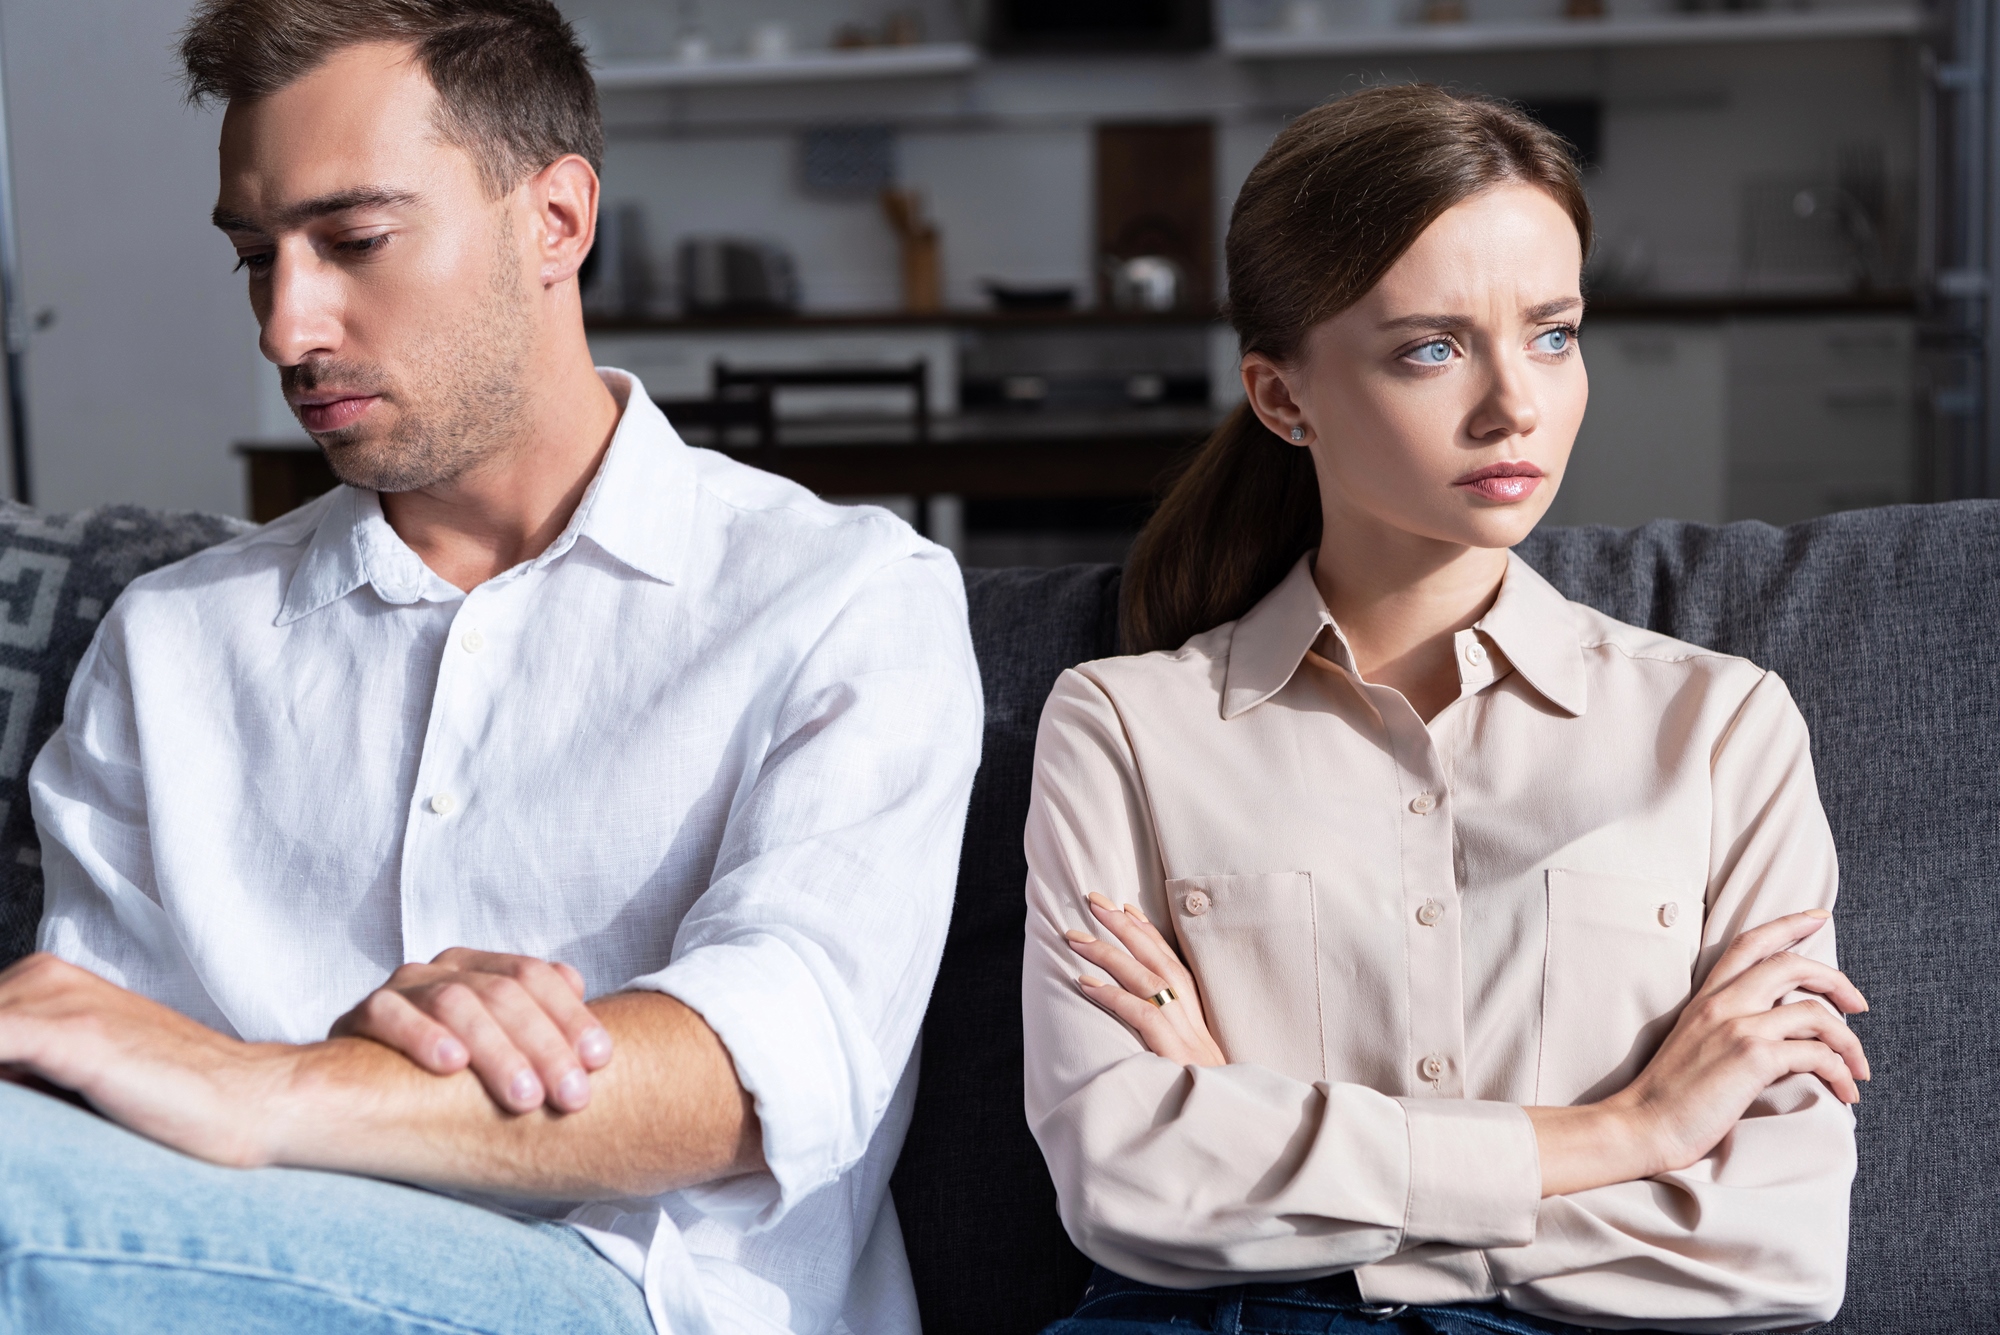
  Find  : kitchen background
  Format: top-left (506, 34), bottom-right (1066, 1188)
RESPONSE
top-left (1, 0), bottom-right (1989, 567)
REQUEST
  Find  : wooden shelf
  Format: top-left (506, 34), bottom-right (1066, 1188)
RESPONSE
top-left (583, 292), bottom-right (1912, 336)
top-left (593, 42), bottom-right (979, 91)
top-left (1223, 6), bottom-right (1926, 59)
top-left (586, 308), bottom-right (1225, 333)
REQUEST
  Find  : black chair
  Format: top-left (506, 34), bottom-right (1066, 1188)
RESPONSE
top-left (654, 386), bottom-right (779, 467)
top-left (713, 360), bottom-right (931, 446)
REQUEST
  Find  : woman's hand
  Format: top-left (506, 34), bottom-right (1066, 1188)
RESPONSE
top-left (1065, 892), bottom-right (1226, 1068)
top-left (1531, 909), bottom-right (1869, 1197)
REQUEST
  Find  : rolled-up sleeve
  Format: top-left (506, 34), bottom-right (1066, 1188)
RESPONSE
top-left (1482, 671), bottom-right (1856, 1330)
top-left (630, 548), bottom-right (983, 1229)
top-left (1022, 668), bottom-right (1541, 1288)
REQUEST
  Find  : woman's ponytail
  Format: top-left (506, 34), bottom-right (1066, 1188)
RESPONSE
top-left (1115, 84), bottom-right (1593, 655)
top-left (1120, 404), bottom-right (1319, 654)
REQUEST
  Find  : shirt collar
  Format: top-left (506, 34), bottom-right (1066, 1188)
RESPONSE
top-left (277, 368), bottom-right (691, 625)
top-left (1219, 548), bottom-right (1588, 720)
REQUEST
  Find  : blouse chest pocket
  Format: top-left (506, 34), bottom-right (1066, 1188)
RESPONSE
top-left (1539, 868), bottom-right (1703, 1106)
top-left (1166, 872), bottom-right (1324, 1082)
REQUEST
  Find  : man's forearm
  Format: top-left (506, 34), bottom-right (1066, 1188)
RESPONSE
top-left (268, 990), bottom-right (763, 1200)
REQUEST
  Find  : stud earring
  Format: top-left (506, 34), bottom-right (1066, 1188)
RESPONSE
top-left (1289, 425), bottom-right (1305, 442)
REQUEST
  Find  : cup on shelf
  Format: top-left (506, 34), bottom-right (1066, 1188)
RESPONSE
top-left (1281, 0), bottom-right (1327, 32)
top-left (748, 22), bottom-right (793, 61)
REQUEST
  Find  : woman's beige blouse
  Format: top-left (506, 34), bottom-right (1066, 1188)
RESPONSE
top-left (1021, 552), bottom-right (1855, 1330)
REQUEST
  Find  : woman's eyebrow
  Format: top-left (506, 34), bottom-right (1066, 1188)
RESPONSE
top-left (1524, 296), bottom-right (1583, 321)
top-left (1375, 297), bottom-right (1582, 334)
top-left (1376, 312), bottom-right (1472, 333)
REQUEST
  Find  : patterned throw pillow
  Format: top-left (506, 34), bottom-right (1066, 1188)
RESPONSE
top-left (0, 501), bottom-right (250, 967)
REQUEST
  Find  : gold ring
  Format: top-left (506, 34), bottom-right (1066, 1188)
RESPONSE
top-left (1147, 987), bottom-right (1177, 1007)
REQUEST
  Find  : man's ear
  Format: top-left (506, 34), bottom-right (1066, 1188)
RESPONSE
top-left (529, 154), bottom-right (600, 289)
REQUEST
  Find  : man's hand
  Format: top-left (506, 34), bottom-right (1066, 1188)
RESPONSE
top-left (0, 952), bottom-right (293, 1167)
top-left (330, 950), bottom-right (613, 1114)
top-left (0, 953), bottom-right (762, 1200)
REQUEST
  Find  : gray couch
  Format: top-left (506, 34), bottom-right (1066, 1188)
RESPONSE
top-left (0, 499), bottom-right (1994, 1333)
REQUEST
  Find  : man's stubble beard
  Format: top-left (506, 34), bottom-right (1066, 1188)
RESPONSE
top-left (291, 218), bottom-right (537, 494)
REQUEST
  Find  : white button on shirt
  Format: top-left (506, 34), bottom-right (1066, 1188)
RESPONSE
top-left (30, 371), bottom-right (984, 1335)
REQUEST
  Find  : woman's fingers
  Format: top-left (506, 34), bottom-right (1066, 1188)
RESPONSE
top-left (1077, 976), bottom-right (1198, 1065)
top-left (1773, 1037), bottom-right (1860, 1105)
top-left (1701, 910), bottom-right (1833, 995)
top-left (1745, 998), bottom-right (1871, 1090)
top-left (1086, 893), bottom-right (1191, 990)
top-left (1065, 930), bottom-right (1167, 1000)
top-left (1717, 949), bottom-right (1868, 1017)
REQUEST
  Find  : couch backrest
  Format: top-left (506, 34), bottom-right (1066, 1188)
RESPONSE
top-left (0, 502), bottom-right (251, 964)
top-left (2, 501), bottom-right (1995, 1334)
top-left (899, 503), bottom-right (2000, 1335)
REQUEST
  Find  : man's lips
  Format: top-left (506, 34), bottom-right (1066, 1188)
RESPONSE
top-left (1453, 460), bottom-right (1545, 503)
top-left (292, 394), bottom-right (380, 433)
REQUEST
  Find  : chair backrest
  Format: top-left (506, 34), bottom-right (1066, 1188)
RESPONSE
top-left (900, 503), bottom-right (2000, 1335)
top-left (654, 391), bottom-right (778, 467)
top-left (714, 360), bottom-right (931, 444)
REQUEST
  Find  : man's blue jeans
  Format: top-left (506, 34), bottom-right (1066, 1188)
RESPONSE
top-left (0, 1082), bottom-right (653, 1334)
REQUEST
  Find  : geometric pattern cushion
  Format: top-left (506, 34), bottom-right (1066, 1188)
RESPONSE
top-left (0, 501), bottom-right (249, 966)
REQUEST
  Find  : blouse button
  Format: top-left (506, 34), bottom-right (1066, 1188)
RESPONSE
top-left (428, 792), bottom-right (457, 816)
top-left (1419, 1054), bottom-right (1446, 1082)
top-left (1416, 899), bottom-right (1444, 927)
top-left (1463, 642), bottom-right (1486, 667)
top-left (461, 629), bottom-right (486, 654)
top-left (1658, 902), bottom-right (1680, 928)
top-left (1409, 792), bottom-right (1438, 815)
top-left (1183, 889), bottom-right (1211, 917)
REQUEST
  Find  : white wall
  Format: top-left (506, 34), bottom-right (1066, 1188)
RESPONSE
top-left (0, 0), bottom-right (263, 517)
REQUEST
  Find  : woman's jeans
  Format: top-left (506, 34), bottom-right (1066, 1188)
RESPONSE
top-left (0, 1081), bottom-right (652, 1334)
top-left (1043, 1265), bottom-right (1614, 1335)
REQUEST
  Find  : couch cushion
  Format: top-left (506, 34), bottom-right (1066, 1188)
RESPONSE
top-left (0, 502), bottom-right (251, 966)
top-left (890, 564), bottom-right (1116, 1335)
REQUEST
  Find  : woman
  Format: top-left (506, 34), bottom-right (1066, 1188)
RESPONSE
top-left (1022, 85), bottom-right (1866, 1335)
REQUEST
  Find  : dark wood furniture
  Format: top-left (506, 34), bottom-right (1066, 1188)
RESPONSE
top-left (236, 405), bottom-right (1214, 525)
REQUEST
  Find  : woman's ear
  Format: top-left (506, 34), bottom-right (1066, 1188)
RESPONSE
top-left (1241, 353), bottom-right (1311, 446)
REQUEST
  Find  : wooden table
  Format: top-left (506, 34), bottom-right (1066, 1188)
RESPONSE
top-left (237, 406), bottom-right (1220, 524)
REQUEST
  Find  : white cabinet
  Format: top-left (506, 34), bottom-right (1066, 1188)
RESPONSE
top-left (1549, 320), bottom-right (1729, 527)
top-left (1550, 312), bottom-right (1918, 528)
top-left (1724, 315), bottom-right (1915, 523)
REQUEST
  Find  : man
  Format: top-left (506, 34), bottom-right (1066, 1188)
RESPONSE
top-left (0, 2), bottom-right (982, 1332)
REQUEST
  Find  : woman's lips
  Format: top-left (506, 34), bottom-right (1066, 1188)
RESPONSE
top-left (1454, 462), bottom-right (1545, 503)
top-left (295, 395), bottom-right (380, 433)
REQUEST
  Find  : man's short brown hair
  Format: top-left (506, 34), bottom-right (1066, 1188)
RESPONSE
top-left (180, 0), bottom-right (602, 195)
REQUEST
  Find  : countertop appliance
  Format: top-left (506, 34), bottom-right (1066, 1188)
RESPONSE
top-left (677, 238), bottom-right (800, 316)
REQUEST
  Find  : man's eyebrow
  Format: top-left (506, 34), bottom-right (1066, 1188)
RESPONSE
top-left (211, 187), bottom-right (421, 234)
top-left (1375, 295), bottom-right (1583, 333)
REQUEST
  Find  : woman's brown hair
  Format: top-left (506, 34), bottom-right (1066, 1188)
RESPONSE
top-left (1120, 85), bottom-right (1593, 654)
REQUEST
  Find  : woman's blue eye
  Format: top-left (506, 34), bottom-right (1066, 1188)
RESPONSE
top-left (1410, 340), bottom-right (1453, 364)
top-left (1535, 327), bottom-right (1573, 354)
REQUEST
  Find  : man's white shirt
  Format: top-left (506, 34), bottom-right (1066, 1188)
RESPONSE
top-left (30, 371), bottom-right (984, 1335)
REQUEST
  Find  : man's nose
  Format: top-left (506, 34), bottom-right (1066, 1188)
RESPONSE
top-left (256, 247), bottom-right (342, 369)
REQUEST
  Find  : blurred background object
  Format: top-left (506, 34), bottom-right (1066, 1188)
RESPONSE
top-left (7, 0), bottom-right (2000, 565)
